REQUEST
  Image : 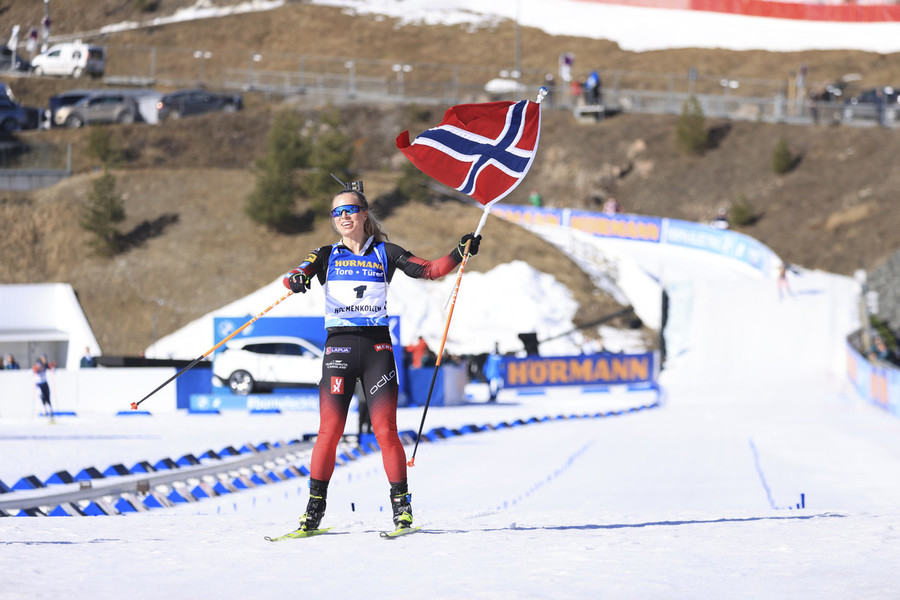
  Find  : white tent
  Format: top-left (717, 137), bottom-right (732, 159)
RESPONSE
top-left (0, 283), bottom-right (100, 369)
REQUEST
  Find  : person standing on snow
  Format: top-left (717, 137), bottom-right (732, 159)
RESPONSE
top-left (282, 182), bottom-right (481, 534)
top-left (33, 355), bottom-right (55, 421)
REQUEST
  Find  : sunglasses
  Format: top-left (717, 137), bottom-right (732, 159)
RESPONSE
top-left (330, 204), bottom-right (365, 218)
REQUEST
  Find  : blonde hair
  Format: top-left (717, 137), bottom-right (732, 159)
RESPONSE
top-left (332, 190), bottom-right (390, 243)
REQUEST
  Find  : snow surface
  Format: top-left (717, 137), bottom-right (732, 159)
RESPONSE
top-left (5, 231), bottom-right (900, 599)
top-left (99, 0), bottom-right (900, 53)
top-left (4, 3), bottom-right (900, 599)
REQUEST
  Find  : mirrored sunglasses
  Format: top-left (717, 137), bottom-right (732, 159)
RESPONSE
top-left (330, 204), bottom-right (364, 218)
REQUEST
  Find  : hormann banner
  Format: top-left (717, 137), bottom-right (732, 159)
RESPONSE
top-left (503, 352), bottom-right (658, 388)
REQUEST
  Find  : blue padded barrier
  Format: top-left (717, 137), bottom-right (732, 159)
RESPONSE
top-left (117, 410), bottom-right (152, 416)
top-left (213, 480), bottom-right (236, 494)
top-left (16, 508), bottom-right (46, 516)
top-left (250, 473), bottom-right (269, 486)
top-left (188, 408), bottom-right (220, 415)
top-left (191, 485), bottom-right (211, 499)
top-left (12, 475), bottom-right (45, 490)
top-left (83, 501), bottom-right (112, 516)
top-left (219, 445), bottom-right (240, 456)
top-left (238, 444), bottom-right (254, 454)
top-left (143, 494), bottom-right (166, 510)
top-left (115, 498), bottom-right (139, 513)
top-left (102, 464), bottom-right (131, 477)
top-left (48, 505), bottom-right (73, 516)
top-left (281, 467), bottom-right (299, 480)
top-left (74, 467), bottom-right (104, 481)
top-left (199, 450), bottom-right (220, 461)
top-left (153, 458), bottom-right (179, 471)
top-left (0, 479), bottom-right (10, 494)
top-left (130, 461), bottom-right (155, 474)
top-left (44, 471), bottom-right (75, 486)
top-left (176, 454), bottom-right (200, 467)
top-left (167, 489), bottom-right (191, 504)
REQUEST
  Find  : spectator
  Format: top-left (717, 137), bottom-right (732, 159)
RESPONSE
top-left (528, 189), bottom-right (543, 208)
top-left (4, 353), bottom-right (20, 369)
top-left (483, 343), bottom-right (505, 403)
top-left (711, 207), bottom-right (730, 230)
top-left (80, 346), bottom-right (97, 368)
top-left (585, 70), bottom-right (602, 105)
top-left (869, 334), bottom-right (892, 363)
top-left (405, 336), bottom-right (430, 369)
top-left (602, 197), bottom-right (621, 215)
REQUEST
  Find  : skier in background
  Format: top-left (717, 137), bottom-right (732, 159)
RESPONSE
top-left (33, 355), bottom-right (55, 421)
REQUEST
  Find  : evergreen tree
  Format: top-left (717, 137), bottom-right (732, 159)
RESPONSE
top-left (302, 107), bottom-right (354, 216)
top-left (80, 170), bottom-right (125, 256)
top-left (675, 96), bottom-right (708, 155)
top-left (245, 110), bottom-right (310, 229)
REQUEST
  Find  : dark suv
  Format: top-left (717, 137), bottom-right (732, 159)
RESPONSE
top-left (156, 89), bottom-right (243, 121)
top-left (842, 86), bottom-right (900, 124)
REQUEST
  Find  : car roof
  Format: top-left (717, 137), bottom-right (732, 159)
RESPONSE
top-left (226, 335), bottom-right (322, 348)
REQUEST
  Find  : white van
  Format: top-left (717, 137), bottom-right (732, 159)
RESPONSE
top-left (31, 41), bottom-right (106, 78)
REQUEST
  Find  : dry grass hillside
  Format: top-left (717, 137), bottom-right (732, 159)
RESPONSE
top-left (3, 1), bottom-right (900, 355)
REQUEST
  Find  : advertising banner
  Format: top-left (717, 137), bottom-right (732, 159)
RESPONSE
top-left (503, 351), bottom-right (657, 388)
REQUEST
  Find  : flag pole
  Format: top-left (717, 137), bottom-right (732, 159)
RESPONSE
top-left (406, 88), bottom-right (546, 466)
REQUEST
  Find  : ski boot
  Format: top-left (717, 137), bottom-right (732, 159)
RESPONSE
top-left (299, 478), bottom-right (328, 531)
top-left (390, 480), bottom-right (413, 529)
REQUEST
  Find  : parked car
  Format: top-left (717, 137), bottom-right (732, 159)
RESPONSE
top-left (156, 89), bottom-right (243, 121)
top-left (842, 86), bottom-right (900, 124)
top-left (0, 83), bottom-right (32, 133)
top-left (0, 46), bottom-right (30, 72)
top-left (213, 335), bottom-right (323, 395)
top-left (47, 89), bottom-right (95, 127)
top-left (31, 41), bottom-right (106, 78)
top-left (55, 91), bottom-right (139, 128)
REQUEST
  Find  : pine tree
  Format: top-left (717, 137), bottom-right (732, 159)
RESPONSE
top-left (80, 170), bottom-right (126, 256)
top-left (675, 96), bottom-right (708, 155)
top-left (245, 110), bottom-right (310, 229)
top-left (302, 107), bottom-right (354, 216)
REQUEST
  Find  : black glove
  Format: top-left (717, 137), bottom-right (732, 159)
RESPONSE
top-left (289, 273), bottom-right (311, 294)
top-left (458, 233), bottom-right (482, 256)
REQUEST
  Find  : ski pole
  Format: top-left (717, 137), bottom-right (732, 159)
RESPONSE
top-left (408, 211), bottom-right (489, 467)
top-left (130, 290), bottom-right (293, 410)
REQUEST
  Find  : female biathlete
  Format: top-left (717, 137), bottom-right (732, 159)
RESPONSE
top-left (283, 184), bottom-right (481, 533)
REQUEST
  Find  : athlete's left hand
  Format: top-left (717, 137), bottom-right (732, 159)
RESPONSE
top-left (459, 233), bottom-right (482, 256)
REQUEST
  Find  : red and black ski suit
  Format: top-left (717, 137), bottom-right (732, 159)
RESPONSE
top-left (283, 236), bottom-right (465, 484)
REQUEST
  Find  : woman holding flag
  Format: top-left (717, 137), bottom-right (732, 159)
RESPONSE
top-left (282, 182), bottom-right (481, 535)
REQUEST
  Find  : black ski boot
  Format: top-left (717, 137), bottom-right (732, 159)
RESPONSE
top-left (389, 480), bottom-right (413, 529)
top-left (299, 478), bottom-right (328, 531)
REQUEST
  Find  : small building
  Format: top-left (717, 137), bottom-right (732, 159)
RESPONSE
top-left (0, 283), bottom-right (100, 369)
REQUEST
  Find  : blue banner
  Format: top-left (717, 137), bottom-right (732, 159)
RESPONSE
top-left (663, 220), bottom-right (775, 275)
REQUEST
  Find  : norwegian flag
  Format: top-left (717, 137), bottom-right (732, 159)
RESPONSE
top-left (396, 99), bottom-right (541, 207)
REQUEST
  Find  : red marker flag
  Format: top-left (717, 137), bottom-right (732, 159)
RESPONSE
top-left (396, 99), bottom-right (542, 207)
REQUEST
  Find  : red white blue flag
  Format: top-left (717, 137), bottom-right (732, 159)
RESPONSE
top-left (396, 100), bottom-right (541, 207)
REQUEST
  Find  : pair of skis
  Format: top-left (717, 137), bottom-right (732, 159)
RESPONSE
top-left (265, 526), bottom-right (420, 542)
